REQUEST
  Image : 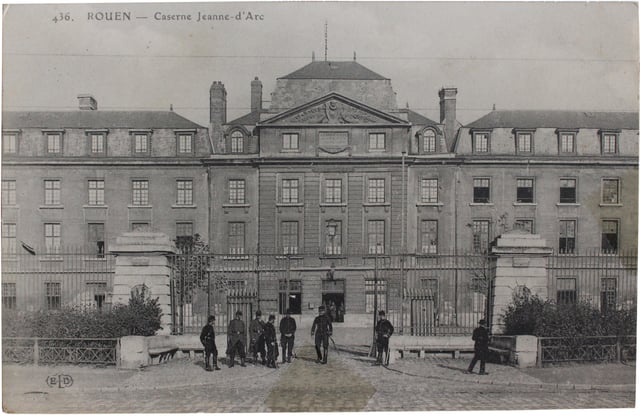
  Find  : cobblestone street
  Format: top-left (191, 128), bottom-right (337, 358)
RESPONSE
top-left (3, 344), bottom-right (635, 413)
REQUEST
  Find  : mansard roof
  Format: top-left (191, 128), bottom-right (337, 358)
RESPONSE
top-left (279, 60), bottom-right (388, 80)
top-left (2, 111), bottom-right (204, 129)
top-left (403, 109), bottom-right (439, 127)
top-left (227, 110), bottom-right (262, 126)
top-left (466, 110), bottom-right (639, 130)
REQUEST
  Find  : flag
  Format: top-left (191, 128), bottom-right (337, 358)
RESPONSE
top-left (20, 241), bottom-right (36, 255)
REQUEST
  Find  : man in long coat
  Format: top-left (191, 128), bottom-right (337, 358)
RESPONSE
top-left (227, 310), bottom-right (246, 367)
top-left (466, 319), bottom-right (489, 375)
top-left (249, 310), bottom-right (266, 365)
top-left (311, 305), bottom-right (333, 364)
top-left (374, 310), bottom-right (394, 366)
top-left (200, 315), bottom-right (220, 371)
top-left (279, 308), bottom-right (297, 363)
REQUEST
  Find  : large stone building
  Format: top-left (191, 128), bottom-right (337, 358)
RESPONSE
top-left (2, 58), bottom-right (637, 329)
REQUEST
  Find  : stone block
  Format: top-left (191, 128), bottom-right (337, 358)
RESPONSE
top-left (118, 336), bottom-right (147, 369)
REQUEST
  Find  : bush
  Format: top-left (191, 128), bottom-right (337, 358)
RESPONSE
top-left (502, 288), bottom-right (636, 337)
top-left (2, 290), bottom-right (162, 338)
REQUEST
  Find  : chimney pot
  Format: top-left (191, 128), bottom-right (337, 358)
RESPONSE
top-left (250, 77), bottom-right (263, 113)
top-left (438, 87), bottom-right (457, 141)
top-left (77, 94), bottom-right (98, 111)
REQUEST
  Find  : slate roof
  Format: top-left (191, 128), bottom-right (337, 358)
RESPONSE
top-left (227, 110), bottom-right (263, 126)
top-left (279, 61), bottom-right (388, 80)
top-left (1, 111), bottom-right (204, 129)
top-left (404, 109), bottom-right (439, 126)
top-left (466, 110), bottom-right (638, 130)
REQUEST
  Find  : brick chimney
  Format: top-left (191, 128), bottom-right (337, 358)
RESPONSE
top-left (209, 81), bottom-right (227, 152)
top-left (78, 94), bottom-right (98, 110)
top-left (438, 87), bottom-right (457, 141)
top-left (251, 77), bottom-right (262, 113)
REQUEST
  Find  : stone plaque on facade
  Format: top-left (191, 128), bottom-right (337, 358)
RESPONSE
top-left (318, 131), bottom-right (349, 153)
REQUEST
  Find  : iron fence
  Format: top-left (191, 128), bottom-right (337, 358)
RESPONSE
top-left (2, 337), bottom-right (119, 365)
top-left (537, 335), bottom-right (636, 366)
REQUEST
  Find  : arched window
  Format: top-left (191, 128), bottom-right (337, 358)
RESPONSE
top-left (230, 131), bottom-right (244, 153)
top-left (423, 130), bottom-right (436, 153)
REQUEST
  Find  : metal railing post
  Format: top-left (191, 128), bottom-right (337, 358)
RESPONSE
top-left (537, 337), bottom-right (542, 368)
top-left (33, 338), bottom-right (39, 366)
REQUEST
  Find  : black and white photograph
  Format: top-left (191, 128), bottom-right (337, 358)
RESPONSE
top-left (1, 0), bottom-right (638, 413)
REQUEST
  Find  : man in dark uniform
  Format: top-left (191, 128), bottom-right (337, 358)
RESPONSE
top-left (263, 314), bottom-right (278, 368)
top-left (374, 310), bottom-right (394, 366)
top-left (311, 305), bottom-right (333, 364)
top-left (227, 310), bottom-right (246, 368)
top-left (466, 319), bottom-right (489, 375)
top-left (200, 315), bottom-right (220, 371)
top-left (279, 308), bottom-right (297, 363)
top-left (249, 310), bottom-right (266, 365)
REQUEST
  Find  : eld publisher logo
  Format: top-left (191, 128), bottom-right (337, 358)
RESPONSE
top-left (46, 374), bottom-right (74, 389)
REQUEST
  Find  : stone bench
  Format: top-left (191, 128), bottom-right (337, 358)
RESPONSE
top-left (388, 336), bottom-right (474, 364)
top-left (148, 346), bottom-right (179, 364)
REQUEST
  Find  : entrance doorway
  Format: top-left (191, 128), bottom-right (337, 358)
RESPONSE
top-left (322, 279), bottom-right (345, 322)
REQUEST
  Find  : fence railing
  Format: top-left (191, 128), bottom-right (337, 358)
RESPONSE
top-left (2, 337), bottom-right (119, 365)
top-left (537, 335), bottom-right (636, 366)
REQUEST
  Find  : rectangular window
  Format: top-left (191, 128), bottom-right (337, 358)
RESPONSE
top-left (132, 180), bottom-right (149, 205)
top-left (367, 220), bottom-right (385, 254)
top-left (559, 133), bottom-right (575, 153)
top-left (602, 133), bottom-right (618, 154)
top-left (3, 133), bottom-right (17, 154)
top-left (325, 179), bottom-right (342, 204)
top-left (473, 178), bottom-right (490, 203)
top-left (600, 278), bottom-right (617, 313)
top-left (281, 221), bottom-right (299, 255)
top-left (231, 132), bottom-right (244, 153)
top-left (423, 130), bottom-right (436, 153)
top-left (2, 180), bottom-right (16, 205)
top-left (602, 179), bottom-right (620, 204)
top-left (178, 134), bottom-right (192, 154)
top-left (228, 222), bottom-right (245, 255)
top-left (131, 222), bottom-right (150, 231)
top-left (516, 178), bottom-right (534, 203)
top-left (559, 220), bottom-right (576, 254)
top-left (420, 220), bottom-right (438, 254)
top-left (229, 179), bottom-right (246, 204)
top-left (86, 282), bottom-right (107, 311)
top-left (556, 278), bottom-right (576, 305)
top-left (47, 133), bottom-right (62, 154)
top-left (516, 132), bottom-right (532, 153)
top-left (45, 223), bottom-right (61, 254)
top-left (2, 223), bottom-right (17, 256)
top-left (325, 221), bottom-right (342, 255)
top-left (420, 179), bottom-right (438, 203)
top-left (560, 179), bottom-right (577, 203)
top-left (2, 283), bottom-right (17, 309)
top-left (473, 132), bottom-right (489, 153)
top-left (365, 279), bottom-right (387, 313)
top-left (176, 222), bottom-right (193, 239)
top-left (601, 220), bottom-right (619, 254)
top-left (45, 282), bottom-right (61, 310)
top-left (88, 180), bottom-right (105, 205)
top-left (134, 134), bottom-right (148, 154)
top-left (281, 179), bottom-right (299, 203)
top-left (369, 133), bottom-right (385, 150)
top-left (90, 134), bottom-right (105, 154)
top-left (283, 133), bottom-right (299, 150)
top-left (472, 220), bottom-right (490, 253)
top-left (87, 223), bottom-right (105, 257)
top-left (44, 180), bottom-right (61, 205)
top-left (514, 219), bottom-right (534, 233)
top-left (368, 178), bottom-right (385, 203)
top-left (279, 280), bottom-right (302, 314)
top-left (176, 180), bottom-right (193, 205)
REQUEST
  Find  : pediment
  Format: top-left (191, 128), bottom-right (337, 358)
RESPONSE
top-left (260, 93), bottom-right (408, 126)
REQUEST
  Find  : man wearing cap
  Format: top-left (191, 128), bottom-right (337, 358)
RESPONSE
top-left (311, 305), bottom-right (333, 364)
top-left (227, 310), bottom-right (247, 368)
top-left (200, 315), bottom-right (220, 371)
top-left (279, 309), bottom-right (297, 363)
top-left (264, 314), bottom-right (278, 368)
top-left (374, 310), bottom-right (394, 366)
top-left (249, 310), bottom-right (266, 365)
top-left (466, 319), bottom-right (489, 375)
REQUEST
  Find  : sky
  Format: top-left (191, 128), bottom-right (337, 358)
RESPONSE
top-left (1, 1), bottom-right (638, 127)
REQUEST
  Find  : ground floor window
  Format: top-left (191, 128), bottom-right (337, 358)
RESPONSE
top-left (86, 282), bottom-right (107, 310)
top-left (600, 278), bottom-right (617, 313)
top-left (556, 278), bottom-right (576, 305)
top-left (2, 283), bottom-right (16, 309)
top-left (365, 279), bottom-right (386, 314)
top-left (46, 282), bottom-right (61, 310)
top-left (279, 279), bottom-right (302, 314)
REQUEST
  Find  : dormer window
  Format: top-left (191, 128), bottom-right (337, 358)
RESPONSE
top-left (514, 130), bottom-right (534, 154)
top-left (2, 131), bottom-right (19, 154)
top-left (86, 130), bottom-right (108, 155)
top-left (472, 131), bottom-right (490, 153)
top-left (176, 130), bottom-right (195, 155)
top-left (44, 131), bottom-right (63, 154)
top-left (557, 129), bottom-right (577, 154)
top-left (231, 131), bottom-right (244, 153)
top-left (600, 130), bottom-right (619, 155)
top-left (422, 129), bottom-right (437, 153)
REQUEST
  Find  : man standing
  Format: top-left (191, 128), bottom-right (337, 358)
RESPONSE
top-left (200, 315), bottom-right (220, 371)
top-left (249, 310), bottom-right (266, 365)
top-left (466, 319), bottom-right (489, 375)
top-left (227, 310), bottom-right (246, 368)
top-left (279, 308), bottom-right (297, 363)
top-left (264, 314), bottom-right (278, 368)
top-left (374, 310), bottom-right (394, 366)
top-left (311, 305), bottom-right (333, 364)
